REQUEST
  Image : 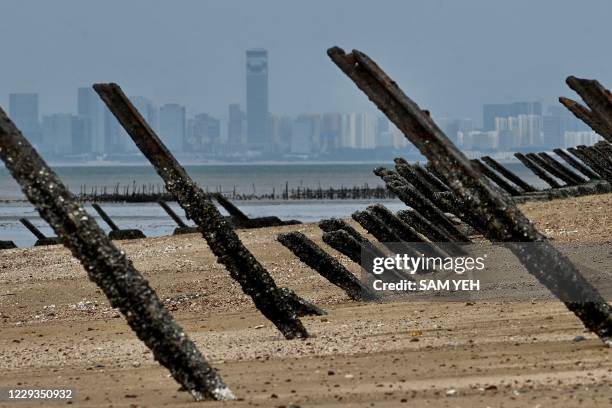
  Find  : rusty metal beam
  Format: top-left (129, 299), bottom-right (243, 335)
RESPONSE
top-left (537, 152), bottom-right (587, 185)
top-left (553, 148), bottom-right (601, 180)
top-left (568, 147), bottom-right (612, 181)
top-left (559, 97), bottom-right (612, 142)
top-left (328, 46), bottom-right (612, 346)
top-left (559, 76), bottom-right (612, 142)
top-left (367, 204), bottom-right (449, 258)
top-left (373, 167), bottom-right (470, 242)
top-left (481, 156), bottom-right (538, 192)
top-left (578, 146), bottom-right (612, 179)
top-left (322, 229), bottom-right (372, 264)
top-left (514, 152), bottom-right (562, 188)
top-left (526, 153), bottom-right (580, 186)
top-left (470, 159), bottom-right (523, 196)
top-left (319, 218), bottom-right (389, 262)
top-left (278, 231), bottom-right (374, 301)
top-left (94, 83), bottom-right (309, 340)
top-left (394, 160), bottom-right (440, 195)
top-left (0, 107), bottom-right (234, 400)
top-left (413, 163), bottom-right (451, 192)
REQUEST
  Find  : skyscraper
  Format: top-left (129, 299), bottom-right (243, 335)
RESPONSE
top-left (246, 49), bottom-right (269, 150)
top-left (9, 93), bottom-right (41, 144)
top-left (77, 87), bottom-right (105, 154)
top-left (228, 103), bottom-right (246, 148)
top-left (159, 104), bottom-right (186, 152)
top-left (41, 113), bottom-right (73, 155)
top-left (188, 113), bottom-right (221, 153)
top-left (482, 102), bottom-right (542, 131)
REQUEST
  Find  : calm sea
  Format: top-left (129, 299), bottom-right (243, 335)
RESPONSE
top-left (0, 162), bottom-right (544, 247)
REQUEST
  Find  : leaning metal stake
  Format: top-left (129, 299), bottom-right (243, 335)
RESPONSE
top-left (328, 46), bottom-right (612, 346)
top-left (0, 107), bottom-right (234, 401)
top-left (94, 83), bottom-right (309, 339)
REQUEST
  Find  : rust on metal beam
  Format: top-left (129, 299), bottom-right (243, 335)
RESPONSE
top-left (559, 77), bottom-right (612, 142)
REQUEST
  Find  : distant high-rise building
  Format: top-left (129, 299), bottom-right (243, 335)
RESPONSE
top-left (159, 104), bottom-right (186, 152)
top-left (77, 87), bottom-right (105, 154)
top-left (246, 49), bottom-right (269, 150)
top-left (482, 102), bottom-right (542, 131)
top-left (227, 103), bottom-right (246, 148)
top-left (278, 116), bottom-right (293, 153)
top-left (341, 113), bottom-right (371, 149)
top-left (563, 131), bottom-right (601, 148)
top-left (188, 113), bottom-right (220, 153)
top-left (104, 108), bottom-right (121, 154)
top-left (463, 131), bottom-right (498, 151)
top-left (517, 114), bottom-right (543, 147)
top-left (375, 116), bottom-right (389, 139)
top-left (321, 113), bottom-right (343, 152)
top-left (291, 116), bottom-right (314, 154)
top-left (495, 116), bottom-right (520, 150)
top-left (41, 113), bottom-right (74, 155)
top-left (70, 116), bottom-right (88, 155)
top-left (268, 114), bottom-right (282, 152)
top-left (9, 93), bottom-right (41, 144)
top-left (542, 114), bottom-right (562, 148)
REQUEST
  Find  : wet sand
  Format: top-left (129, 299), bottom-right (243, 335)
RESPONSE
top-left (0, 193), bottom-right (611, 407)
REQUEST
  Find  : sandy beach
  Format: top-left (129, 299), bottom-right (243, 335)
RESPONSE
top-left (1, 193), bottom-right (611, 407)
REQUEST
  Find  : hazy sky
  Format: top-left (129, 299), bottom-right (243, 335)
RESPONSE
top-left (1, 0), bottom-right (610, 125)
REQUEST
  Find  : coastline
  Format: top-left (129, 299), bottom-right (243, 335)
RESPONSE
top-left (0, 193), bottom-right (610, 406)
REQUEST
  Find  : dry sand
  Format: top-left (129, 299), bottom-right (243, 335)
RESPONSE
top-left (0, 193), bottom-right (611, 407)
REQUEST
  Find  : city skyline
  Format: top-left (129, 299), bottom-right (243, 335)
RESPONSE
top-left (5, 47), bottom-right (600, 161)
top-left (2, 0), bottom-right (611, 123)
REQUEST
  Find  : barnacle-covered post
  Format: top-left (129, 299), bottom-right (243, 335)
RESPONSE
top-left (158, 201), bottom-right (199, 235)
top-left (319, 218), bottom-right (388, 262)
top-left (537, 152), bottom-right (587, 185)
top-left (278, 231), bottom-right (374, 301)
top-left (559, 77), bottom-right (612, 143)
top-left (581, 147), bottom-right (612, 177)
top-left (568, 147), bottom-right (612, 181)
top-left (373, 167), bottom-right (470, 241)
top-left (328, 47), bottom-right (612, 346)
top-left (0, 107), bottom-right (234, 400)
top-left (514, 152), bottom-right (562, 188)
top-left (480, 156), bottom-right (538, 193)
top-left (526, 153), bottom-right (581, 186)
top-left (367, 204), bottom-right (449, 258)
top-left (470, 159), bottom-right (523, 196)
top-left (94, 83), bottom-right (309, 339)
top-left (553, 149), bottom-right (601, 180)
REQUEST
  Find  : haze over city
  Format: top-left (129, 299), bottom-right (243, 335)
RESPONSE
top-left (1, 0), bottom-right (611, 162)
